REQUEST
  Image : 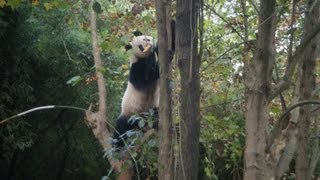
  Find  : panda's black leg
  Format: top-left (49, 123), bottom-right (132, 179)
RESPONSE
top-left (113, 116), bottom-right (130, 147)
top-left (152, 107), bottom-right (159, 129)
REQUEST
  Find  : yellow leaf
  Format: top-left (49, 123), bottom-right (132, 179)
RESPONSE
top-left (0, 0), bottom-right (6, 8)
top-left (124, 70), bottom-right (129, 76)
top-left (32, 0), bottom-right (39, 6)
top-left (44, 2), bottom-right (53, 11)
top-left (121, 64), bottom-right (129, 70)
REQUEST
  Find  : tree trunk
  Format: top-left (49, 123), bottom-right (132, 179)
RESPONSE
top-left (243, 0), bottom-right (276, 179)
top-left (155, 0), bottom-right (174, 179)
top-left (86, 1), bottom-right (133, 179)
top-left (176, 0), bottom-right (201, 179)
top-left (295, 0), bottom-right (320, 179)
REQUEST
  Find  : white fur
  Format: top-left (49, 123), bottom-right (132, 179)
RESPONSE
top-left (121, 81), bottom-right (159, 116)
top-left (129, 35), bottom-right (155, 64)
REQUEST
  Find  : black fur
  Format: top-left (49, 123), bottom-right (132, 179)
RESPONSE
top-left (125, 44), bottom-right (132, 51)
top-left (133, 30), bottom-right (143, 36)
top-left (113, 108), bottom-right (159, 147)
top-left (138, 45), bottom-right (144, 52)
top-left (129, 54), bottom-right (159, 90)
top-left (113, 115), bottom-right (131, 147)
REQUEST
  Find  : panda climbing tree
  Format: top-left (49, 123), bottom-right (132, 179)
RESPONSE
top-left (113, 23), bottom-right (175, 147)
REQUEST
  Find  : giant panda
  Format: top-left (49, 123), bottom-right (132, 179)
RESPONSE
top-left (113, 21), bottom-right (176, 147)
top-left (112, 31), bottom-right (160, 147)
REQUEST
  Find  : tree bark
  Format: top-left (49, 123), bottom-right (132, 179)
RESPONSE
top-left (243, 0), bottom-right (276, 179)
top-left (176, 0), bottom-right (201, 179)
top-left (295, 0), bottom-right (320, 179)
top-left (155, 0), bottom-right (174, 179)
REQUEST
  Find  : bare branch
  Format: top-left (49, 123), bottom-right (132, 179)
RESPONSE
top-left (201, 41), bottom-right (251, 73)
top-left (277, 100), bottom-right (320, 123)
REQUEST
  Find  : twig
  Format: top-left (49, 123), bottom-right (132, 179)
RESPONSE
top-left (0, 105), bottom-right (87, 125)
top-left (201, 41), bottom-right (249, 73)
top-left (206, 5), bottom-right (246, 42)
top-left (63, 40), bottom-right (73, 61)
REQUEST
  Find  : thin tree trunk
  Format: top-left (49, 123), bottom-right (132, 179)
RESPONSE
top-left (86, 1), bottom-right (133, 179)
top-left (295, 1), bottom-right (320, 179)
top-left (155, 0), bottom-right (174, 179)
top-left (176, 0), bottom-right (201, 179)
top-left (243, 0), bottom-right (276, 179)
top-left (88, 0), bottom-right (109, 149)
top-left (308, 112), bottom-right (320, 180)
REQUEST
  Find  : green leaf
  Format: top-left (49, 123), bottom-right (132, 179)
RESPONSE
top-left (66, 76), bottom-right (82, 86)
top-left (44, 2), bottom-right (53, 11)
top-left (97, 67), bottom-right (106, 74)
top-left (6, 0), bottom-right (21, 8)
top-left (148, 139), bottom-right (156, 147)
top-left (138, 120), bottom-right (145, 128)
top-left (270, 106), bottom-right (280, 114)
top-left (131, 152), bottom-right (138, 158)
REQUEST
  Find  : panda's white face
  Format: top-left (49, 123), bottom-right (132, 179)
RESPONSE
top-left (130, 35), bottom-right (155, 59)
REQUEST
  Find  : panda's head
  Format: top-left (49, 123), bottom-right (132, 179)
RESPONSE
top-left (125, 31), bottom-right (156, 60)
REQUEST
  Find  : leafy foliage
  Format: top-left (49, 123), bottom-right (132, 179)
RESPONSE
top-left (1, 0), bottom-right (319, 179)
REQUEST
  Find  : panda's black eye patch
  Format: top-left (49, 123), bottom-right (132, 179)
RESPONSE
top-left (138, 45), bottom-right (144, 51)
top-left (143, 38), bottom-right (151, 42)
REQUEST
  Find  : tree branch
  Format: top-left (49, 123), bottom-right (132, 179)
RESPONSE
top-left (277, 100), bottom-right (320, 123)
top-left (270, 22), bottom-right (320, 100)
top-left (85, 1), bottom-right (134, 179)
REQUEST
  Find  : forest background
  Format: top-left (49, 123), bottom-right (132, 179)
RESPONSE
top-left (0, 0), bottom-right (319, 179)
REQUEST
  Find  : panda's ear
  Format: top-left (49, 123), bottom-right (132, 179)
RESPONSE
top-left (125, 44), bottom-right (132, 51)
top-left (133, 30), bottom-right (143, 36)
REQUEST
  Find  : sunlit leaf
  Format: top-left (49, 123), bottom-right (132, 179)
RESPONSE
top-left (44, 2), bottom-right (53, 11)
top-left (32, 0), bottom-right (39, 6)
top-left (66, 76), bottom-right (82, 86)
top-left (0, 0), bottom-right (6, 7)
top-left (6, 0), bottom-right (21, 8)
top-left (138, 119), bottom-right (145, 128)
